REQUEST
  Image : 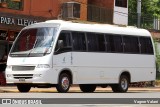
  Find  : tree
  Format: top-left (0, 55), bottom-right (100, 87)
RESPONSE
top-left (128, 0), bottom-right (160, 17)
top-left (148, 0), bottom-right (160, 17)
top-left (128, 0), bottom-right (160, 29)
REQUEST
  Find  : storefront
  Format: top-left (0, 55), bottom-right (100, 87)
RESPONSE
top-left (0, 12), bottom-right (46, 72)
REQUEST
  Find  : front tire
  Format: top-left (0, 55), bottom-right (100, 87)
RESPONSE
top-left (111, 75), bottom-right (129, 93)
top-left (79, 84), bottom-right (96, 92)
top-left (56, 73), bottom-right (71, 93)
top-left (17, 84), bottom-right (31, 93)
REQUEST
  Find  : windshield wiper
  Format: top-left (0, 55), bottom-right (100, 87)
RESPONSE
top-left (27, 38), bottom-right (38, 57)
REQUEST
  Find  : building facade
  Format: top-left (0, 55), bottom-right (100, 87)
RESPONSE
top-left (0, 0), bottom-right (128, 42)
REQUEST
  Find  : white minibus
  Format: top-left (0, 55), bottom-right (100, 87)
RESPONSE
top-left (5, 20), bottom-right (156, 93)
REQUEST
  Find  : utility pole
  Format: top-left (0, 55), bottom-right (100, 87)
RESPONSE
top-left (137, 0), bottom-right (141, 28)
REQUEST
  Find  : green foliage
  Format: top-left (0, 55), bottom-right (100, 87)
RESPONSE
top-left (128, 0), bottom-right (160, 29)
top-left (147, 0), bottom-right (160, 18)
top-left (128, 0), bottom-right (137, 13)
top-left (155, 42), bottom-right (160, 64)
top-left (154, 39), bottom-right (160, 80)
top-left (129, 0), bottom-right (160, 17)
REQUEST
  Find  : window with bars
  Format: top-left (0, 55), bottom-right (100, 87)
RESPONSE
top-left (87, 5), bottom-right (113, 24)
top-left (115, 0), bottom-right (127, 8)
top-left (62, 2), bottom-right (80, 19)
top-left (0, 0), bottom-right (23, 10)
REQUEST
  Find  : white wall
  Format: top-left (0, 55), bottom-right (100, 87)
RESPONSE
top-left (113, 0), bottom-right (128, 26)
top-left (154, 19), bottom-right (160, 30)
top-left (157, 42), bottom-right (160, 55)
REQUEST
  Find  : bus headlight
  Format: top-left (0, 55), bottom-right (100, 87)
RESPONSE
top-left (34, 74), bottom-right (42, 77)
top-left (6, 65), bottom-right (12, 69)
top-left (36, 64), bottom-right (50, 68)
top-left (6, 74), bottom-right (12, 77)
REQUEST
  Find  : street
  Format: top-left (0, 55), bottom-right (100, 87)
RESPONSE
top-left (0, 89), bottom-right (160, 98)
top-left (0, 86), bottom-right (160, 107)
top-left (1, 86), bottom-right (160, 98)
top-left (0, 86), bottom-right (160, 93)
top-left (1, 91), bottom-right (160, 98)
top-left (0, 86), bottom-right (160, 94)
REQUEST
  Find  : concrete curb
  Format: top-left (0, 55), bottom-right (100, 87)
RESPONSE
top-left (155, 80), bottom-right (160, 86)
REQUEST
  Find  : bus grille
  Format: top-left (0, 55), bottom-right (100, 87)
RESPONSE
top-left (13, 74), bottom-right (33, 79)
top-left (12, 66), bottom-right (35, 71)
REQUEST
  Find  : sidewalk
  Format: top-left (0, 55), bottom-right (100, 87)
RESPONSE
top-left (0, 86), bottom-right (160, 93)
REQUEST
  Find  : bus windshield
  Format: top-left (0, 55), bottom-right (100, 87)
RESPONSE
top-left (10, 27), bottom-right (58, 57)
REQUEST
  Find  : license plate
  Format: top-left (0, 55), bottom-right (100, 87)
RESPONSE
top-left (19, 78), bottom-right (25, 82)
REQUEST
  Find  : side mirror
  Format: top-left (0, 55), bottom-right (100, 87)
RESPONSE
top-left (57, 40), bottom-right (64, 49)
top-left (54, 40), bottom-right (72, 55)
top-left (54, 40), bottom-right (64, 54)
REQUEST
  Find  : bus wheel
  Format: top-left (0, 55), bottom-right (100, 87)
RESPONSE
top-left (17, 84), bottom-right (31, 93)
top-left (56, 73), bottom-right (71, 93)
top-left (111, 85), bottom-right (119, 92)
top-left (111, 75), bottom-right (129, 93)
top-left (79, 84), bottom-right (96, 93)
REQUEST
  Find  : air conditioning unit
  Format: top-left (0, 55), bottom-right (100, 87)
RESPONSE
top-left (62, 2), bottom-right (81, 19)
top-left (0, 0), bottom-right (7, 3)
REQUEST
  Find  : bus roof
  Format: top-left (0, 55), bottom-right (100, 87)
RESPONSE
top-left (25, 20), bottom-right (151, 37)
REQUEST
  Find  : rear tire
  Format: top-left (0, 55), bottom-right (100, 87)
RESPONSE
top-left (17, 84), bottom-right (31, 93)
top-left (79, 84), bottom-right (96, 92)
top-left (111, 75), bottom-right (129, 93)
top-left (56, 73), bottom-right (71, 93)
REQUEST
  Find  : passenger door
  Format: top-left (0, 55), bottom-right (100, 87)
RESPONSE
top-left (53, 31), bottom-right (72, 69)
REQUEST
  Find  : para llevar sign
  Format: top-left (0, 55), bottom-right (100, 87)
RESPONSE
top-left (0, 16), bottom-right (38, 26)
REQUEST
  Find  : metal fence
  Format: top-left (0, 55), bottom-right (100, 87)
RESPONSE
top-left (128, 13), bottom-right (160, 31)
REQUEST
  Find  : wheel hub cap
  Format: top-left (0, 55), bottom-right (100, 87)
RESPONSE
top-left (121, 78), bottom-right (128, 90)
top-left (61, 77), bottom-right (69, 90)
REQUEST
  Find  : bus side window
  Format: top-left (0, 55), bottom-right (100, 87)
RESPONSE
top-left (55, 31), bottom-right (72, 54)
top-left (86, 33), bottom-right (105, 52)
top-left (96, 34), bottom-right (106, 52)
top-left (139, 37), bottom-right (154, 54)
top-left (72, 32), bottom-right (86, 51)
top-left (106, 34), bottom-right (123, 53)
top-left (86, 33), bottom-right (98, 52)
top-left (123, 36), bottom-right (139, 54)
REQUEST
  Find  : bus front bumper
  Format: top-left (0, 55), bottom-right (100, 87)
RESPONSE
top-left (5, 69), bottom-right (58, 85)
